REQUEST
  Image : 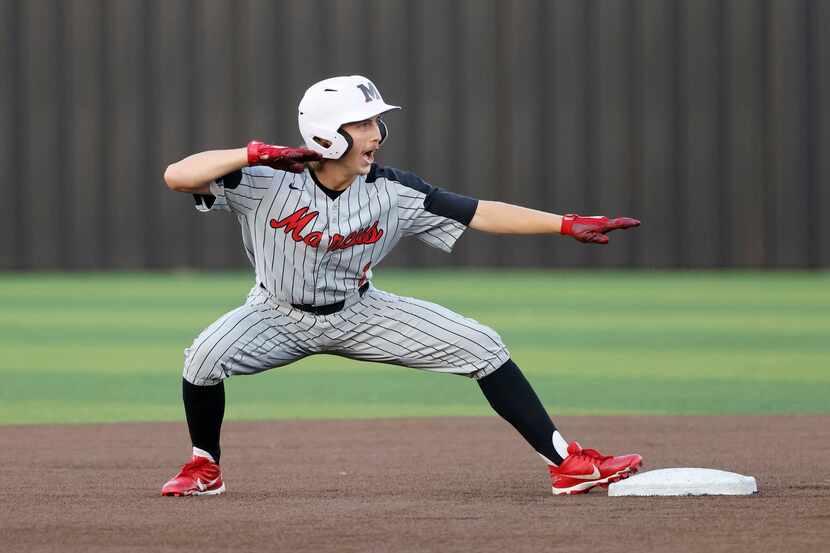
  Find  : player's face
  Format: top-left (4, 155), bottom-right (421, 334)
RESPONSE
top-left (340, 116), bottom-right (382, 175)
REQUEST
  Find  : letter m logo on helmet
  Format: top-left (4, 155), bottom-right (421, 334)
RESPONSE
top-left (357, 82), bottom-right (381, 103)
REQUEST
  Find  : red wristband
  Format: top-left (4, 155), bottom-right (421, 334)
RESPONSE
top-left (246, 140), bottom-right (264, 166)
top-left (560, 214), bottom-right (577, 236)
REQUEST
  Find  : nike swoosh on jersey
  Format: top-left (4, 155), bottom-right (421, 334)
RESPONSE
top-left (288, 183), bottom-right (303, 190)
top-left (558, 465), bottom-right (601, 480)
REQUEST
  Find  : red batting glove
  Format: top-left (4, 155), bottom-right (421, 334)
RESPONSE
top-left (560, 214), bottom-right (641, 244)
top-left (247, 141), bottom-right (322, 173)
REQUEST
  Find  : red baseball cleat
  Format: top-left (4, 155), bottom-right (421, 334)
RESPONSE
top-left (549, 441), bottom-right (642, 496)
top-left (161, 455), bottom-right (225, 497)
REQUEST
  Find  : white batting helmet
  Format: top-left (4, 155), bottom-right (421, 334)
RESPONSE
top-left (298, 75), bottom-right (401, 159)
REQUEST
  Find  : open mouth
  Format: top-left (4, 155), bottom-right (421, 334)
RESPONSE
top-left (361, 149), bottom-right (376, 164)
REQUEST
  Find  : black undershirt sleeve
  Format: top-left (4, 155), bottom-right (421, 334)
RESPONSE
top-left (368, 165), bottom-right (479, 225)
top-left (423, 188), bottom-right (479, 226)
top-left (192, 170), bottom-right (244, 209)
top-left (193, 194), bottom-right (215, 209)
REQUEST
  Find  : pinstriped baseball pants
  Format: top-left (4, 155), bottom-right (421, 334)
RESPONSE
top-left (182, 285), bottom-right (511, 386)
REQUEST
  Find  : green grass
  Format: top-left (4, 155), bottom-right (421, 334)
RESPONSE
top-left (1, 270), bottom-right (829, 424)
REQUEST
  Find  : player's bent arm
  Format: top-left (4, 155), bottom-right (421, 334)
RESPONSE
top-left (469, 200), bottom-right (641, 244)
top-left (164, 142), bottom-right (321, 194)
top-left (469, 201), bottom-right (563, 234)
top-left (164, 148), bottom-right (248, 194)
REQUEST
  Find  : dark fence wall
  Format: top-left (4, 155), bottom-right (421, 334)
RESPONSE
top-left (1, 0), bottom-right (828, 270)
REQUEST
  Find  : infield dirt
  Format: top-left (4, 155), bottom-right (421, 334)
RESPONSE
top-left (1, 416), bottom-right (828, 553)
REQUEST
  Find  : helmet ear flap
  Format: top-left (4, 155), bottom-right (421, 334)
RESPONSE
top-left (337, 128), bottom-right (354, 157)
top-left (378, 117), bottom-right (388, 144)
top-left (323, 118), bottom-right (386, 158)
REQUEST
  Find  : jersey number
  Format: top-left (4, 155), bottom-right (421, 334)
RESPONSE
top-left (358, 262), bottom-right (372, 286)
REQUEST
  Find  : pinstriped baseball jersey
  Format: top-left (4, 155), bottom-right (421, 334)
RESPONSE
top-left (194, 164), bottom-right (476, 306)
top-left (185, 162), bottom-right (510, 385)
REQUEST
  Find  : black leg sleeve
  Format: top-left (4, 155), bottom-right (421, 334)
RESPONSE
top-left (477, 359), bottom-right (563, 465)
top-left (182, 378), bottom-right (225, 463)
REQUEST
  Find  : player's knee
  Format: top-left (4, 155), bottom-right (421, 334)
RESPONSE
top-left (473, 326), bottom-right (510, 380)
top-left (182, 365), bottom-right (224, 386)
top-left (481, 325), bottom-right (509, 354)
top-left (182, 345), bottom-right (225, 386)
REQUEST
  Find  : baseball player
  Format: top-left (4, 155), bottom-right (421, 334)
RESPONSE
top-left (161, 75), bottom-right (642, 497)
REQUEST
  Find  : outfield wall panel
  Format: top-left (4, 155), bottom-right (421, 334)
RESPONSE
top-left (2, 0), bottom-right (826, 269)
top-left (0, 0), bottom-right (17, 269)
top-left (816, 1), bottom-right (830, 268)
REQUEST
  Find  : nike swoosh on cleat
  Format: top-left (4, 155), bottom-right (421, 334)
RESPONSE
top-left (559, 465), bottom-right (601, 480)
top-left (195, 476), bottom-right (220, 491)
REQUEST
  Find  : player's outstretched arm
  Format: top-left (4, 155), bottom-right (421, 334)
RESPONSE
top-left (468, 200), bottom-right (640, 244)
top-left (164, 142), bottom-right (321, 194)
